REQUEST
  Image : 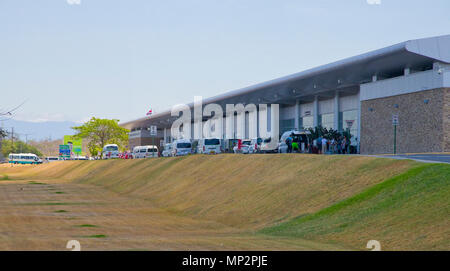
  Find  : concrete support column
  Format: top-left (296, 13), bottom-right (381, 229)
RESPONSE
top-left (237, 112), bottom-right (245, 139)
top-left (294, 99), bottom-right (300, 130)
top-left (194, 96), bottom-right (203, 140)
top-left (204, 120), bottom-right (211, 138)
top-left (334, 91), bottom-right (340, 131)
top-left (222, 117), bottom-right (226, 140)
top-left (357, 91), bottom-right (362, 154)
top-left (163, 128), bottom-right (167, 144)
top-left (313, 96), bottom-right (319, 127)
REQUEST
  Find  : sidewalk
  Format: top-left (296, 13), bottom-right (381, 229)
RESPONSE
top-left (366, 154), bottom-right (450, 164)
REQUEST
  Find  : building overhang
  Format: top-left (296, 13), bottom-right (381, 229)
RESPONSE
top-left (121, 34), bottom-right (450, 130)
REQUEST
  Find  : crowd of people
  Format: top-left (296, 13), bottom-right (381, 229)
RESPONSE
top-left (312, 136), bottom-right (351, 154)
top-left (284, 126), bottom-right (356, 155)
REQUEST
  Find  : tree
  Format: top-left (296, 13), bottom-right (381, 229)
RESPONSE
top-left (0, 128), bottom-right (6, 161)
top-left (72, 117), bottom-right (129, 156)
top-left (325, 128), bottom-right (341, 141)
top-left (0, 128), bottom-right (7, 139)
top-left (1, 139), bottom-right (43, 158)
top-left (1, 101), bottom-right (26, 160)
top-left (307, 126), bottom-right (352, 142)
top-left (307, 125), bottom-right (327, 142)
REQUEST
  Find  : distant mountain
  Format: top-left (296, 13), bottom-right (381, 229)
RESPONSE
top-left (0, 120), bottom-right (79, 141)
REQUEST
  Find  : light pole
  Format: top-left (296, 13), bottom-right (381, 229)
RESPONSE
top-left (0, 135), bottom-right (3, 162)
top-left (392, 114), bottom-right (399, 155)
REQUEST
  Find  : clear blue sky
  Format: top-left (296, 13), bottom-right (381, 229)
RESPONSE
top-left (1, 0), bottom-right (449, 123)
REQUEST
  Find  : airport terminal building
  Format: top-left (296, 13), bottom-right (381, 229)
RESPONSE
top-left (121, 35), bottom-right (450, 155)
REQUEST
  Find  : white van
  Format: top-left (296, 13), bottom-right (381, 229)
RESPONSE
top-left (278, 130), bottom-right (311, 153)
top-left (197, 138), bottom-right (222, 154)
top-left (102, 144), bottom-right (120, 159)
top-left (260, 137), bottom-right (278, 153)
top-left (172, 139), bottom-right (192, 156)
top-left (45, 156), bottom-right (60, 162)
top-left (8, 153), bottom-right (43, 165)
top-left (72, 155), bottom-right (88, 160)
top-left (132, 145), bottom-right (159, 159)
top-left (161, 143), bottom-right (172, 157)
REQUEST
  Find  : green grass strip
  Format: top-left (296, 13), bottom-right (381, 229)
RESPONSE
top-left (261, 164), bottom-right (431, 235)
top-left (83, 234), bottom-right (107, 238)
top-left (75, 224), bottom-right (98, 228)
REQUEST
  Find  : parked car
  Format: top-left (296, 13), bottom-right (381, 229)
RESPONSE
top-left (278, 130), bottom-right (311, 153)
top-left (233, 139), bottom-right (253, 154)
top-left (197, 138), bottom-right (222, 154)
top-left (45, 156), bottom-right (60, 162)
top-left (132, 145), bottom-right (159, 159)
top-left (250, 138), bottom-right (262, 153)
top-left (172, 139), bottom-right (192, 156)
top-left (161, 143), bottom-right (173, 157)
top-left (102, 144), bottom-right (120, 159)
top-left (260, 137), bottom-right (278, 153)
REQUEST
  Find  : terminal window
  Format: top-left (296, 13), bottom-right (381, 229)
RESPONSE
top-left (319, 113), bottom-right (334, 130)
top-left (300, 116), bottom-right (314, 130)
top-left (340, 110), bottom-right (358, 145)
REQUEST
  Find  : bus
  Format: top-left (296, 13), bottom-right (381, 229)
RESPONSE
top-left (8, 153), bottom-right (43, 165)
top-left (102, 144), bottom-right (120, 159)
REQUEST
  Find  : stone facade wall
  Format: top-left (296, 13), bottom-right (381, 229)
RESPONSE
top-left (444, 88), bottom-right (450, 152)
top-left (361, 88), bottom-right (446, 154)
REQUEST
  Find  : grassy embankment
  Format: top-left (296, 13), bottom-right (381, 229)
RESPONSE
top-left (261, 163), bottom-right (450, 250)
top-left (1, 154), bottom-right (448, 250)
top-left (3, 155), bottom-right (418, 229)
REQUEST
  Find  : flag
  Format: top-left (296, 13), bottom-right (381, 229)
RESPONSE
top-left (146, 108), bottom-right (153, 116)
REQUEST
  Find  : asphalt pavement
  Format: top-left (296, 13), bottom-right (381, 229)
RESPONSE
top-left (375, 154), bottom-right (450, 164)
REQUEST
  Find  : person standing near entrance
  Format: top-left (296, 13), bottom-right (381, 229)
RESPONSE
top-left (317, 136), bottom-right (322, 154)
top-left (286, 134), bottom-right (293, 153)
top-left (330, 138), bottom-right (336, 154)
top-left (321, 137), bottom-right (328, 154)
top-left (341, 137), bottom-right (347, 154)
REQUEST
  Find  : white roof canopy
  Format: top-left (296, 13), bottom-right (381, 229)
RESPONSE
top-left (121, 34), bottom-right (450, 130)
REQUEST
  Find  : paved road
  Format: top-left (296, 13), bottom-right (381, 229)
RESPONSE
top-left (377, 154), bottom-right (450, 164)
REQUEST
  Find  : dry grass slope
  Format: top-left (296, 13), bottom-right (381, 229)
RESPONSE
top-left (3, 155), bottom-right (446, 250)
top-left (3, 154), bottom-right (418, 230)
